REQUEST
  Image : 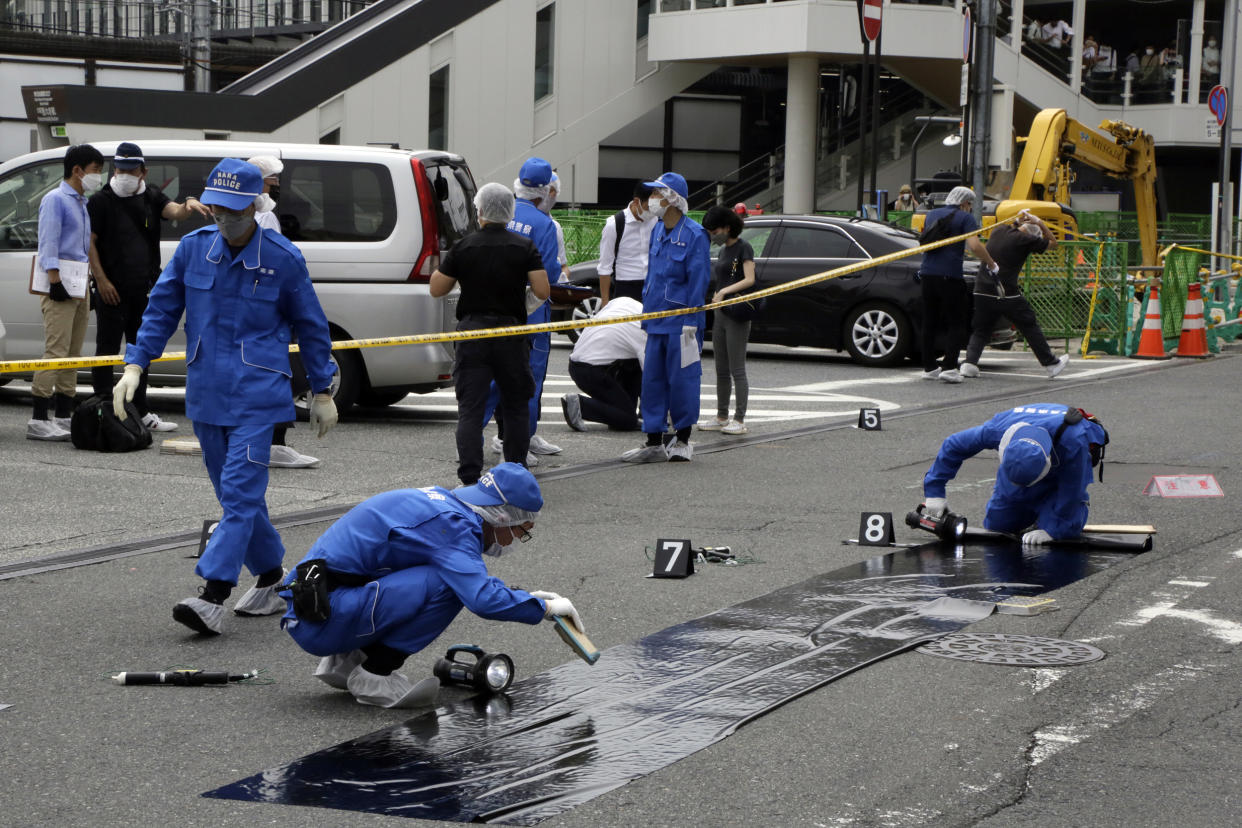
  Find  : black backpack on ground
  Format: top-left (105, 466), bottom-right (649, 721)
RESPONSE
top-left (70, 396), bottom-right (153, 452)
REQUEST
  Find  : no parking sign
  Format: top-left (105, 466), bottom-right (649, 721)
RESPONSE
top-left (1209, 85), bottom-right (1229, 127)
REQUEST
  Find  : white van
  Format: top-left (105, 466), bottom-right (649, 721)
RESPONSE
top-left (0, 140), bottom-right (476, 411)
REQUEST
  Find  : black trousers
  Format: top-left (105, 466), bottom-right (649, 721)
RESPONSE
top-left (965, 294), bottom-right (1057, 367)
top-left (920, 274), bottom-right (970, 373)
top-left (612, 280), bottom-right (644, 301)
top-left (569, 357), bottom-right (642, 431)
top-left (453, 315), bottom-right (534, 485)
top-left (91, 286), bottom-right (150, 413)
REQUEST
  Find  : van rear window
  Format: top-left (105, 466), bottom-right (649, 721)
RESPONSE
top-left (280, 160), bottom-right (396, 242)
top-left (423, 159), bottom-right (478, 251)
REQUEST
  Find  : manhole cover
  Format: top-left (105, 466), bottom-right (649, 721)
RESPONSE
top-left (918, 633), bottom-right (1105, 666)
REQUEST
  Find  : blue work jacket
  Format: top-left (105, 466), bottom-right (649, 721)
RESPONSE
top-left (923, 403), bottom-right (1108, 540)
top-left (507, 199), bottom-right (558, 327)
top-left (126, 225), bottom-right (334, 426)
top-left (292, 487), bottom-right (547, 625)
top-left (642, 213), bottom-right (711, 335)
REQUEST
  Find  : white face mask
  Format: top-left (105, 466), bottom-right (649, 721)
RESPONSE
top-left (1210, 40), bottom-right (1218, 48)
top-left (482, 540), bottom-right (514, 558)
top-left (110, 174), bottom-right (141, 197)
top-left (1146, 49), bottom-right (1154, 55)
top-left (80, 172), bottom-right (103, 192)
top-left (647, 196), bottom-right (668, 218)
top-left (254, 193), bottom-right (276, 214)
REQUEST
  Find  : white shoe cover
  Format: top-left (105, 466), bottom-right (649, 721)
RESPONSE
top-left (314, 650), bottom-right (366, 691)
top-left (233, 572), bottom-right (288, 616)
top-left (173, 596), bottom-right (224, 635)
top-left (346, 666), bottom-right (440, 709)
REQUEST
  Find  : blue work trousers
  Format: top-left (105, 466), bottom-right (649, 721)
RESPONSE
top-left (284, 567), bottom-right (464, 657)
top-left (641, 330), bottom-right (701, 433)
top-left (485, 331), bottom-right (550, 439)
top-left (193, 421), bottom-right (282, 584)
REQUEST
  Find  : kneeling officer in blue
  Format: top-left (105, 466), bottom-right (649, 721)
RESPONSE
top-left (114, 158), bottom-right (339, 635)
top-left (280, 462), bottom-right (586, 709)
top-left (921, 403), bottom-right (1108, 545)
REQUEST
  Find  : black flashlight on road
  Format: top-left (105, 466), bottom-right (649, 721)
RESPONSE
top-left (905, 504), bottom-right (968, 541)
top-left (432, 645), bottom-right (514, 694)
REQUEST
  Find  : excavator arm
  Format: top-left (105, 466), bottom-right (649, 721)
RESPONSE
top-left (1006, 108), bottom-right (1158, 264)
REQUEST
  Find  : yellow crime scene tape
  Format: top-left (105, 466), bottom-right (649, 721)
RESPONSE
top-left (0, 216), bottom-right (1017, 376)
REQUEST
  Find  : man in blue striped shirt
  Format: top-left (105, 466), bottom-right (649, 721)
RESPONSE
top-left (30, 144), bottom-right (105, 441)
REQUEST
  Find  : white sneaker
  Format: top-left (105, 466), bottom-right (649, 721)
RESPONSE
top-left (489, 435), bottom-right (504, 454)
top-left (697, 418), bottom-right (728, 432)
top-left (939, 369), bottom-right (963, 384)
top-left (721, 420), bottom-right (748, 435)
top-left (172, 596), bottom-right (224, 635)
top-left (960, 363), bottom-right (980, 378)
top-left (528, 434), bottom-right (562, 455)
top-left (346, 665), bottom-right (440, 709)
top-left (26, 418), bottom-right (71, 442)
top-left (314, 650), bottom-right (366, 691)
top-left (621, 444), bottom-right (667, 463)
top-left (921, 368), bottom-right (942, 380)
top-left (525, 451), bottom-right (540, 467)
top-left (53, 416), bottom-right (73, 431)
top-left (141, 412), bottom-right (179, 432)
top-left (233, 571), bottom-right (288, 616)
top-left (268, 444), bottom-right (321, 469)
top-left (666, 439), bottom-right (694, 462)
top-left (1046, 354), bottom-right (1070, 378)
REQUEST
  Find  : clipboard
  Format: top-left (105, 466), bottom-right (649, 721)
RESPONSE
top-left (29, 256), bottom-right (89, 299)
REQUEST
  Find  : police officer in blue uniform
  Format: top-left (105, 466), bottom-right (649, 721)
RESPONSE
top-left (622, 172), bottom-right (712, 463)
top-left (115, 158), bottom-right (338, 635)
top-left (482, 157), bottom-right (563, 463)
top-left (280, 462), bottom-right (585, 709)
top-left (921, 403), bottom-right (1109, 544)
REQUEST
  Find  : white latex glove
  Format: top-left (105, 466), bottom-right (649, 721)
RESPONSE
top-left (308, 392), bottom-right (338, 438)
top-left (529, 590), bottom-right (562, 603)
top-left (113, 364), bottom-right (142, 420)
top-left (922, 497), bottom-right (947, 518)
top-left (988, 262), bottom-right (1000, 275)
top-left (542, 596), bottom-right (585, 633)
top-left (1022, 528), bottom-right (1053, 547)
top-left (524, 286), bottom-right (544, 315)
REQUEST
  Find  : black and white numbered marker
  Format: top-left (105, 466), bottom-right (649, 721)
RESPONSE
top-left (858, 512), bottom-right (895, 546)
top-left (651, 538), bottom-right (695, 578)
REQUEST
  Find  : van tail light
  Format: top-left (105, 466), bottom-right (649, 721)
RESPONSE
top-left (409, 157), bottom-right (440, 283)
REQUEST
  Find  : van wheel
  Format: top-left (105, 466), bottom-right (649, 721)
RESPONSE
top-left (296, 348), bottom-right (362, 418)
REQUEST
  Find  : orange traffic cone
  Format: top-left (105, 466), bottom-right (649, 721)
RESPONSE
top-left (1175, 282), bottom-right (1212, 358)
top-left (1132, 285), bottom-right (1171, 359)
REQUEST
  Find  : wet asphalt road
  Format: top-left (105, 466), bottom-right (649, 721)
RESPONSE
top-left (1, 340), bottom-right (1240, 827)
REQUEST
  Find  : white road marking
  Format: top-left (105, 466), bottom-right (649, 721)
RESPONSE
top-left (1166, 579), bottom-right (1213, 587)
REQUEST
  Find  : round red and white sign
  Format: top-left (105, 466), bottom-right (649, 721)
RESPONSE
top-left (862, 0), bottom-right (882, 42)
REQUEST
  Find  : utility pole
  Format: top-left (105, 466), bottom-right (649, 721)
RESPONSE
top-left (1217, 0), bottom-right (1238, 263)
top-left (969, 0), bottom-right (996, 224)
top-left (192, 0), bottom-right (212, 92)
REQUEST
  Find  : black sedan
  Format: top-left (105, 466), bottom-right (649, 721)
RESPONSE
top-left (559, 214), bottom-right (1013, 367)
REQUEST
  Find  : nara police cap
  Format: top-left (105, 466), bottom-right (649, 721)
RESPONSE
top-left (454, 462), bottom-right (544, 513)
top-left (113, 142), bottom-right (144, 170)
top-left (643, 172), bottom-right (689, 200)
top-left (519, 157), bottom-right (553, 187)
top-left (200, 158), bottom-right (264, 211)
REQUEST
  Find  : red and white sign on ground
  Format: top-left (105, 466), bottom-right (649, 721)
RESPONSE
top-left (861, 0), bottom-right (882, 42)
top-left (1143, 474), bottom-right (1224, 498)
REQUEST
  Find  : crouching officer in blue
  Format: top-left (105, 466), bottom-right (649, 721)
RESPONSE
top-left (279, 462), bottom-right (586, 709)
top-left (921, 403), bottom-right (1109, 545)
top-left (621, 172), bottom-right (711, 463)
top-left (115, 158), bottom-right (338, 635)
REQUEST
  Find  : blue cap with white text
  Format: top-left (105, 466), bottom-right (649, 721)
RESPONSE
top-left (199, 158), bottom-right (263, 211)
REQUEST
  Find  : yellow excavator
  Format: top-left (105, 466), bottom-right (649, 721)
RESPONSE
top-left (913, 108), bottom-right (1159, 266)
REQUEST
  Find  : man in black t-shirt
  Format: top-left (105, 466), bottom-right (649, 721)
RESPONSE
top-left (961, 211), bottom-right (1069, 380)
top-left (431, 182), bottom-right (550, 484)
top-left (87, 142), bottom-right (211, 431)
